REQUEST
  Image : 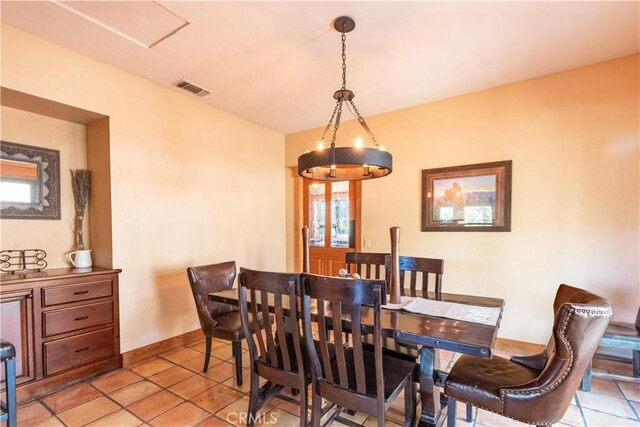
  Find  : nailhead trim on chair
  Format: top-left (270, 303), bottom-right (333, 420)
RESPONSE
top-left (445, 306), bottom-right (613, 426)
top-left (502, 307), bottom-right (612, 424)
top-left (498, 308), bottom-right (574, 424)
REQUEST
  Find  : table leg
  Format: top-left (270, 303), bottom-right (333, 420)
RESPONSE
top-left (418, 346), bottom-right (443, 427)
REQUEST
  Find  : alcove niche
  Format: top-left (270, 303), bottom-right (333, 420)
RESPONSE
top-left (1, 87), bottom-right (113, 268)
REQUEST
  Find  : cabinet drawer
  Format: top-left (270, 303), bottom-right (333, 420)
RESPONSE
top-left (42, 281), bottom-right (112, 306)
top-left (44, 327), bottom-right (114, 376)
top-left (43, 302), bottom-right (113, 337)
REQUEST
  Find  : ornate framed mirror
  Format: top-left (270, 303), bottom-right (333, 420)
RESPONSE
top-left (1, 141), bottom-right (61, 220)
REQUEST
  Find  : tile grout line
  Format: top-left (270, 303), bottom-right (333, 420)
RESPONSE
top-left (37, 395), bottom-right (62, 417)
top-left (573, 393), bottom-right (589, 427)
top-left (98, 359), bottom-right (192, 425)
top-left (82, 385), bottom-right (136, 427)
top-left (57, 414), bottom-right (69, 427)
top-left (156, 375), bottom-right (219, 421)
top-left (578, 390), bottom-right (640, 421)
top-left (613, 379), bottom-right (640, 422)
top-left (145, 355), bottom-right (243, 424)
top-left (38, 382), bottom-right (110, 427)
top-left (33, 398), bottom-right (63, 427)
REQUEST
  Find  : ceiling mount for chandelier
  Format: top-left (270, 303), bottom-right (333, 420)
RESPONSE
top-left (297, 16), bottom-right (392, 182)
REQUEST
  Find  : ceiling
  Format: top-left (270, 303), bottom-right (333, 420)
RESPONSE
top-left (1, 1), bottom-right (638, 134)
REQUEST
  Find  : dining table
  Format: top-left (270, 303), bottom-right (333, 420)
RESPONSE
top-left (209, 287), bottom-right (504, 427)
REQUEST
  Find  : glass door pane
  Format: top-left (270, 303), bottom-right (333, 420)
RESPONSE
top-left (308, 183), bottom-right (325, 247)
top-left (331, 181), bottom-right (350, 248)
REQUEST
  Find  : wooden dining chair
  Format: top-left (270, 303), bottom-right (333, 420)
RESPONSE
top-left (346, 252), bottom-right (388, 279)
top-left (385, 255), bottom-right (444, 300)
top-left (341, 252), bottom-right (388, 345)
top-left (364, 255), bottom-right (445, 363)
top-left (186, 261), bottom-right (245, 385)
top-left (380, 254), bottom-right (474, 420)
top-left (301, 273), bottom-right (417, 427)
top-left (238, 268), bottom-right (309, 427)
top-left (444, 284), bottom-right (612, 427)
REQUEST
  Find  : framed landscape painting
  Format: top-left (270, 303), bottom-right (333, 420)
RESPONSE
top-left (421, 160), bottom-right (512, 232)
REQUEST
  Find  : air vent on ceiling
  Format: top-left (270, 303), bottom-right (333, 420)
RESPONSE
top-left (172, 79), bottom-right (210, 97)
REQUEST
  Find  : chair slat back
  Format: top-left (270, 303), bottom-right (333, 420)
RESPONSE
top-left (316, 300), bottom-right (334, 382)
top-left (302, 226), bottom-right (310, 273)
top-left (385, 255), bottom-right (444, 300)
top-left (301, 273), bottom-right (385, 404)
top-left (346, 252), bottom-right (388, 279)
top-left (239, 268), bottom-right (304, 380)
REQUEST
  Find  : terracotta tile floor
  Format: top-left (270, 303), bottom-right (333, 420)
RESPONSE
top-left (7, 337), bottom-right (640, 426)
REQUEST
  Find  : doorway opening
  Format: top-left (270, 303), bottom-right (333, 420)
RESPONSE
top-left (301, 179), bottom-right (361, 275)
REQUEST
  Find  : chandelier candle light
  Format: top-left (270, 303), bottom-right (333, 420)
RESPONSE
top-left (297, 16), bottom-right (392, 181)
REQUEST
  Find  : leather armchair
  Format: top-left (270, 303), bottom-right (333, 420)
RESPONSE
top-left (444, 284), bottom-right (612, 427)
top-left (187, 261), bottom-right (244, 385)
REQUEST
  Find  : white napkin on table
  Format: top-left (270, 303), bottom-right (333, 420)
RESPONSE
top-left (382, 296), bottom-right (500, 326)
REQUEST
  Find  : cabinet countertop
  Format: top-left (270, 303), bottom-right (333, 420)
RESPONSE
top-left (1, 267), bottom-right (122, 285)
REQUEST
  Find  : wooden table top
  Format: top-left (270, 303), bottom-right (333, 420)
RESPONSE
top-left (209, 289), bottom-right (504, 357)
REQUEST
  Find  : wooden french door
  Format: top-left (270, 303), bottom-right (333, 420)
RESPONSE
top-left (303, 179), bottom-right (361, 275)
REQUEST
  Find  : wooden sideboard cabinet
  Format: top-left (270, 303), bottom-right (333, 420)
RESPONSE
top-left (0, 267), bottom-right (122, 402)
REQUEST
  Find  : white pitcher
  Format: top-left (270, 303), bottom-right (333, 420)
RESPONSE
top-left (67, 249), bottom-right (92, 268)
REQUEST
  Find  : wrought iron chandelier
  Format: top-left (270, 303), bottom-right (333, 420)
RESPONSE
top-left (297, 16), bottom-right (392, 181)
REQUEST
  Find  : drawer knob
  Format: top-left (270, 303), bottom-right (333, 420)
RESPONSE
top-left (74, 290), bottom-right (89, 295)
top-left (75, 347), bottom-right (90, 353)
top-left (74, 316), bottom-right (89, 321)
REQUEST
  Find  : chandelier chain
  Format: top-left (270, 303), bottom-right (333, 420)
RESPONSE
top-left (341, 32), bottom-right (347, 89)
top-left (349, 100), bottom-right (378, 145)
top-left (321, 100), bottom-right (341, 141)
top-left (330, 102), bottom-right (344, 147)
top-left (349, 100), bottom-right (364, 122)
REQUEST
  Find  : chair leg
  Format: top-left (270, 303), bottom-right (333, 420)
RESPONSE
top-left (247, 370), bottom-right (260, 427)
top-left (447, 398), bottom-right (457, 427)
top-left (310, 388), bottom-right (322, 427)
top-left (203, 336), bottom-right (212, 373)
top-left (232, 340), bottom-right (243, 386)
top-left (5, 356), bottom-right (17, 427)
top-left (632, 350), bottom-right (640, 378)
top-left (377, 396), bottom-right (385, 427)
top-left (581, 361), bottom-right (592, 392)
top-left (466, 403), bottom-right (472, 422)
top-left (299, 383), bottom-right (308, 427)
top-left (404, 378), bottom-right (416, 427)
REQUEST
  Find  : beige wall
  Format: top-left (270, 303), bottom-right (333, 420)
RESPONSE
top-left (1, 106), bottom-right (88, 266)
top-left (1, 24), bottom-right (286, 352)
top-left (286, 55), bottom-right (639, 344)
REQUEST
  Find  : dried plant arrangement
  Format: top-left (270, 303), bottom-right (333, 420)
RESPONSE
top-left (70, 169), bottom-right (91, 250)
